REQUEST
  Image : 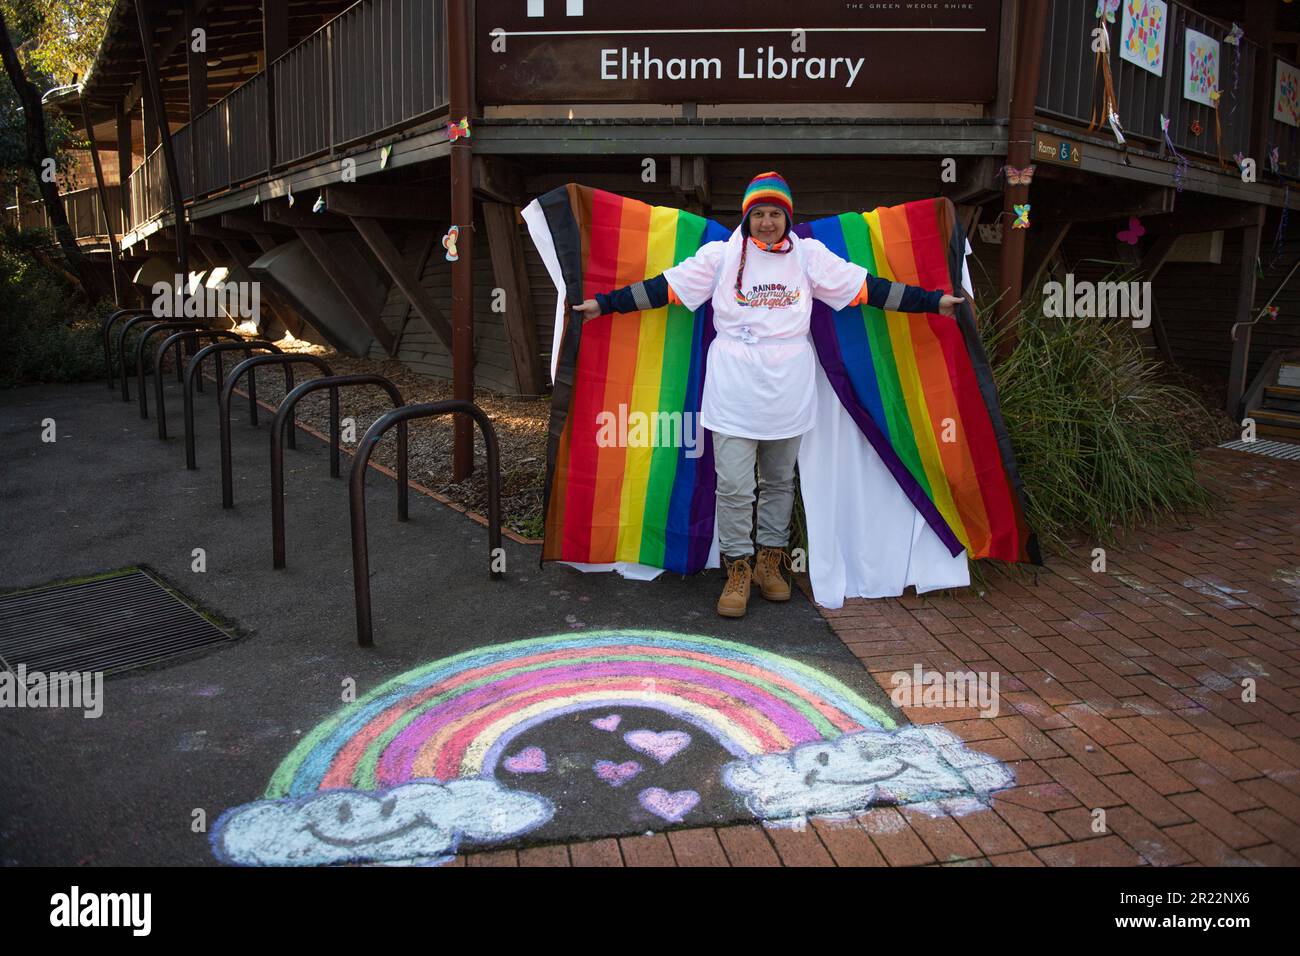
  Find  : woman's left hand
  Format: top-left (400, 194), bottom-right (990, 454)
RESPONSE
top-left (938, 294), bottom-right (966, 317)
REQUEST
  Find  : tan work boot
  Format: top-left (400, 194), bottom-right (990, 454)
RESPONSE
top-left (717, 554), bottom-right (753, 618)
top-left (753, 546), bottom-right (793, 602)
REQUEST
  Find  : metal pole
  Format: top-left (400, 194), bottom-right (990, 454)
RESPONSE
top-left (447, 0), bottom-right (475, 481)
top-left (994, 0), bottom-right (1049, 360)
top-left (134, 0), bottom-right (190, 289)
top-left (77, 93), bottom-right (127, 306)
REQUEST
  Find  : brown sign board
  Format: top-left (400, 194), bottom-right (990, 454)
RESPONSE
top-left (1033, 133), bottom-right (1082, 167)
top-left (477, 1), bottom-right (1003, 105)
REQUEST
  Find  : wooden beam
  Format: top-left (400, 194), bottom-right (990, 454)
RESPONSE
top-left (346, 216), bottom-right (454, 351)
top-left (1143, 204), bottom-right (1273, 236)
top-left (1022, 220), bottom-right (1071, 291)
top-left (135, 1), bottom-right (189, 282)
top-left (1034, 187), bottom-right (1175, 223)
top-left (126, 0), bottom-right (215, 113)
top-left (472, 155), bottom-right (525, 205)
top-left (220, 210), bottom-right (292, 237)
top-left (484, 201), bottom-right (543, 396)
top-left (294, 227), bottom-right (397, 356)
top-left (190, 219), bottom-right (253, 241)
top-left (264, 201), bottom-right (352, 230)
top-left (115, 100), bottom-right (131, 236)
top-left (322, 184), bottom-right (448, 220)
top-left (1136, 233), bottom-right (1179, 281)
top-left (392, 231), bottom-right (438, 350)
top-left (263, 0), bottom-right (287, 174)
top-left (185, 1), bottom-right (208, 195)
top-left (945, 155), bottom-right (1002, 205)
top-left (79, 95), bottom-right (130, 307)
top-left (1227, 205), bottom-right (1267, 416)
top-left (669, 156), bottom-right (710, 214)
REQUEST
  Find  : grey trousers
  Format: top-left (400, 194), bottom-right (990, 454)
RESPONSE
top-left (712, 432), bottom-right (802, 558)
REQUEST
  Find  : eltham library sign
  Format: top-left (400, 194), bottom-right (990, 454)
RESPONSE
top-left (478, 1), bottom-right (1002, 104)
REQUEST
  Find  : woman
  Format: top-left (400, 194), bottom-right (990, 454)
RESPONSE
top-left (572, 171), bottom-right (965, 618)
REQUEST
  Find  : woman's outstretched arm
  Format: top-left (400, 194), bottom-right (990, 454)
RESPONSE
top-left (573, 239), bottom-right (726, 318)
top-left (806, 237), bottom-right (965, 316)
top-left (849, 275), bottom-right (963, 315)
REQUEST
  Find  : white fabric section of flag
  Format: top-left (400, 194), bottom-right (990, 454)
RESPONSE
top-left (796, 238), bottom-right (976, 608)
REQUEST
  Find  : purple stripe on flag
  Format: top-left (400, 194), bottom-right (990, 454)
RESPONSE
top-left (808, 301), bottom-right (965, 558)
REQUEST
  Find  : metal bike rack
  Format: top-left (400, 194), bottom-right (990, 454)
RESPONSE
top-left (270, 374), bottom-right (409, 569)
top-left (101, 308), bottom-right (152, 390)
top-left (134, 321), bottom-right (208, 419)
top-left (183, 340), bottom-right (280, 469)
top-left (349, 401), bottom-right (503, 647)
top-left (218, 354), bottom-right (333, 508)
top-left (116, 314), bottom-right (173, 402)
top-left (154, 330), bottom-right (246, 440)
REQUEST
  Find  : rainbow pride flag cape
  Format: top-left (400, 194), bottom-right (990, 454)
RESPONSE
top-left (522, 184), bottom-right (1040, 576)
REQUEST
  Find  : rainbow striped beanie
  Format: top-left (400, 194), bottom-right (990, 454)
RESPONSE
top-left (741, 171), bottom-right (794, 225)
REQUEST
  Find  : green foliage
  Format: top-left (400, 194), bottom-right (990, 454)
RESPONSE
top-left (981, 272), bottom-right (1218, 553)
top-left (0, 222), bottom-right (108, 385)
top-left (0, 0), bottom-right (114, 84)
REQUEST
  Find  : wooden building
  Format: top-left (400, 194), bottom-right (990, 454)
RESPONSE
top-left (21, 0), bottom-right (1300, 441)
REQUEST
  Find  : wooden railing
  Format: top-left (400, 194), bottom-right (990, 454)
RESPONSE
top-left (1036, 0), bottom-right (1287, 175)
top-left (271, 26), bottom-right (333, 166)
top-left (4, 187), bottom-right (123, 239)
top-left (120, 0), bottom-right (450, 234)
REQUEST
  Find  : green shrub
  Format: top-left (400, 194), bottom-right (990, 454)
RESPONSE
top-left (0, 225), bottom-right (111, 386)
top-left (984, 277), bottom-right (1217, 553)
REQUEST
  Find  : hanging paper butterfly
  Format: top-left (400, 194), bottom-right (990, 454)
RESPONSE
top-left (1012, 204), bottom-right (1031, 229)
top-left (443, 224), bottom-right (460, 262)
top-left (1270, 146), bottom-right (1281, 173)
top-left (1225, 24), bottom-right (1244, 46)
top-left (1116, 216), bottom-right (1146, 245)
top-left (287, 190), bottom-right (295, 207)
top-left (1095, 0), bottom-right (1119, 22)
top-left (1266, 305), bottom-right (1279, 321)
top-left (1190, 119), bottom-right (1203, 136)
top-left (311, 194), bottom-right (325, 214)
top-left (380, 144), bottom-right (392, 169)
top-left (447, 117), bottom-right (471, 141)
top-left (1004, 164), bottom-right (1036, 186)
top-left (1209, 90), bottom-right (1221, 107)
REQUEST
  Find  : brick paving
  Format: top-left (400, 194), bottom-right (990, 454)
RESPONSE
top-left (459, 447), bottom-right (1300, 866)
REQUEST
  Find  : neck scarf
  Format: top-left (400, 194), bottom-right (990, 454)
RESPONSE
top-left (734, 234), bottom-right (794, 306)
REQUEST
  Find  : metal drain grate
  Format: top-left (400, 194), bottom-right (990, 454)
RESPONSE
top-left (1218, 438), bottom-right (1300, 461)
top-left (0, 570), bottom-right (235, 676)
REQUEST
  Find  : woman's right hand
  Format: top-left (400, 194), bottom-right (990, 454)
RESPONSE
top-left (571, 298), bottom-right (601, 319)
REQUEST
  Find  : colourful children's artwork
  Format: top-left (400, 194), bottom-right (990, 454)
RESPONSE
top-left (1119, 0), bottom-right (1167, 77)
top-left (1275, 60), bottom-right (1300, 128)
top-left (1183, 28), bottom-right (1219, 107)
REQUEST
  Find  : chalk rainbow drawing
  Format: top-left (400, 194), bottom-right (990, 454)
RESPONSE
top-left (212, 630), bottom-right (1012, 865)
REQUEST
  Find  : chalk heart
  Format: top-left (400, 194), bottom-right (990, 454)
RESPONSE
top-left (503, 746), bottom-right (548, 774)
top-left (624, 729), bottom-right (691, 765)
top-left (591, 714), bottom-right (622, 732)
top-left (639, 788), bottom-right (700, 823)
top-left (594, 760), bottom-right (642, 787)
